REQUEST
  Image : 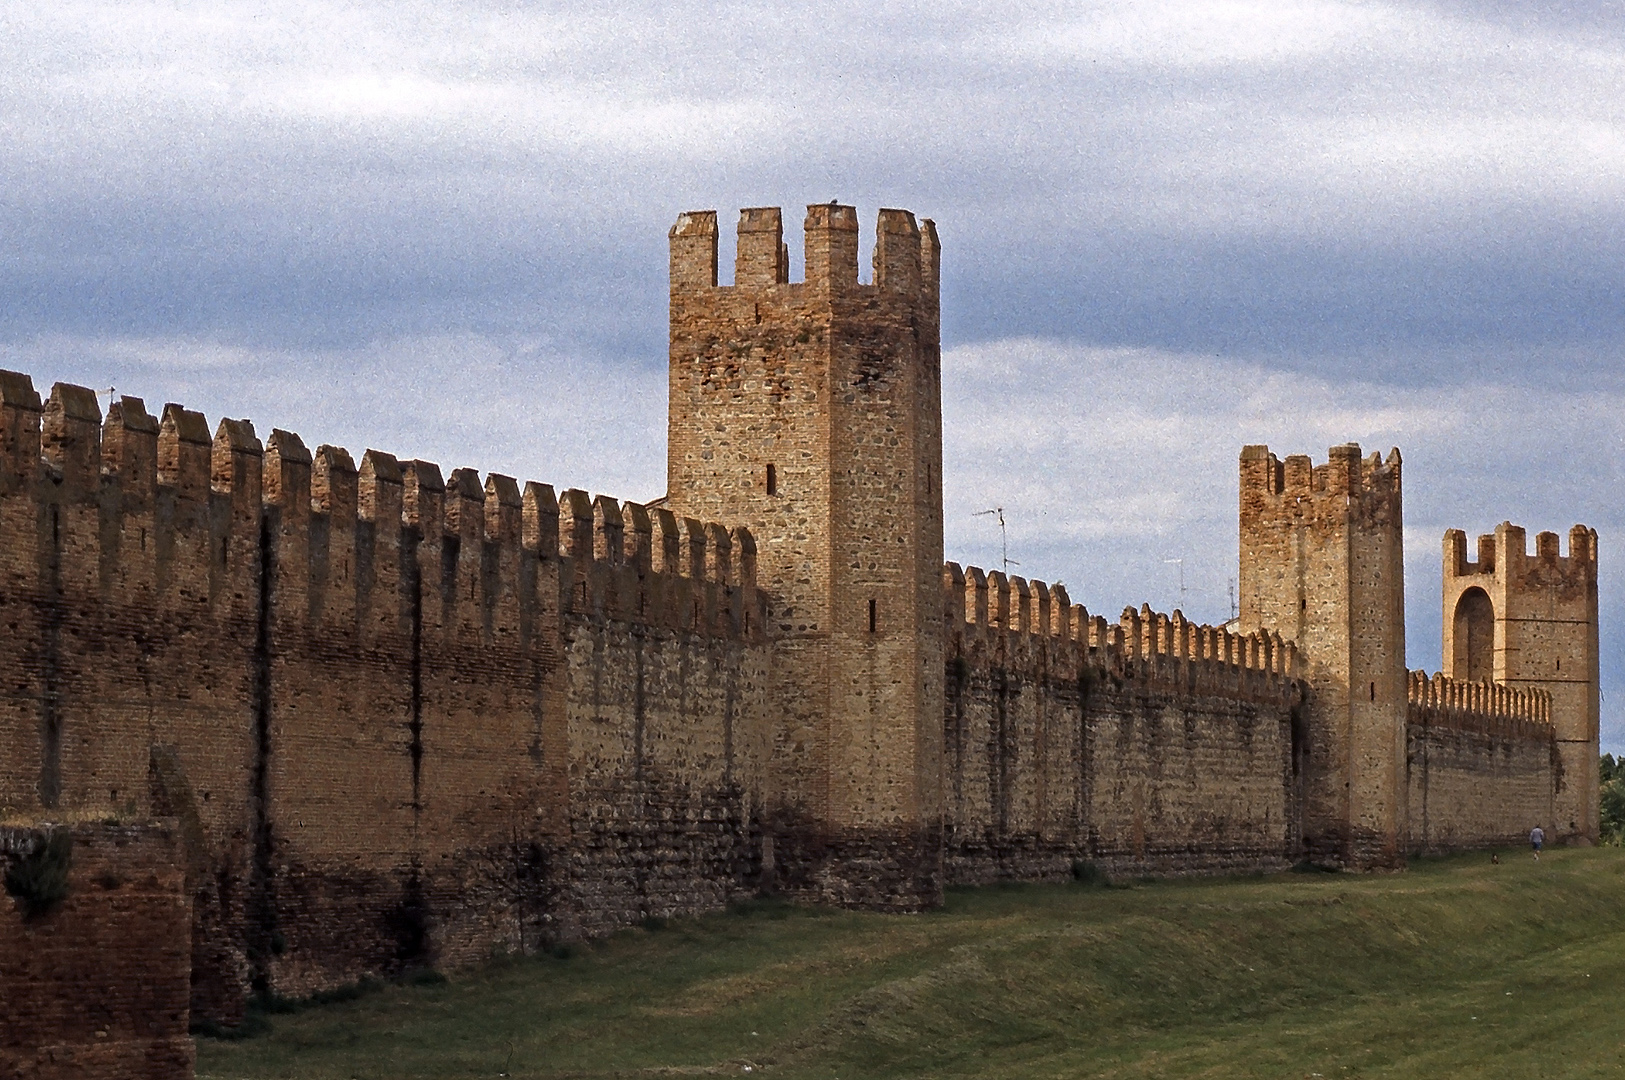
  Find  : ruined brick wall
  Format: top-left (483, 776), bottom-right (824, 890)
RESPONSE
top-left (0, 822), bottom-right (193, 1080)
top-left (1238, 444), bottom-right (1408, 869)
top-left (1441, 523), bottom-right (1599, 843)
top-left (665, 205), bottom-right (945, 910)
top-left (943, 564), bottom-right (1305, 882)
top-left (0, 371), bottom-right (767, 1020)
top-left (1405, 672), bottom-right (1556, 853)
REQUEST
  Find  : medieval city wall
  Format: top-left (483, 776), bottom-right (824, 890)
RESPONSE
top-left (1405, 671), bottom-right (1556, 855)
top-left (942, 563), bottom-right (1306, 883)
top-left (0, 373), bottom-right (768, 1019)
top-left (0, 360), bottom-right (1594, 1031)
top-left (555, 491), bottom-right (771, 938)
top-left (0, 822), bottom-right (194, 1080)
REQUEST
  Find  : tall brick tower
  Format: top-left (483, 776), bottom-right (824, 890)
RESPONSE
top-left (664, 204), bottom-right (945, 908)
top-left (1441, 522), bottom-right (1600, 842)
top-left (1237, 444), bottom-right (1407, 868)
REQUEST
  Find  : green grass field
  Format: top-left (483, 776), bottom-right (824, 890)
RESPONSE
top-left (198, 849), bottom-right (1625, 1079)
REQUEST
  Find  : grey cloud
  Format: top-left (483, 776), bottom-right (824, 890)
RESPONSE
top-left (3, 1), bottom-right (1621, 362)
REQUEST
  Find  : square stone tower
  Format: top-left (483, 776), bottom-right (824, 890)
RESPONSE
top-left (1441, 522), bottom-right (1600, 842)
top-left (664, 204), bottom-right (945, 908)
top-left (1238, 444), bottom-right (1407, 868)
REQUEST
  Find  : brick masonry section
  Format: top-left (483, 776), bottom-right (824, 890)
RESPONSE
top-left (0, 822), bottom-right (194, 1080)
top-left (0, 373), bottom-right (766, 1023)
top-left (943, 570), bottom-right (1305, 881)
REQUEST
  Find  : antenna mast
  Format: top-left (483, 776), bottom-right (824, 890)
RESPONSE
top-left (1163, 558), bottom-right (1187, 610)
top-left (974, 507), bottom-right (1018, 573)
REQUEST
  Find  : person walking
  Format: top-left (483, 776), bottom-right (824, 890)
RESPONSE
top-left (1530, 825), bottom-right (1545, 860)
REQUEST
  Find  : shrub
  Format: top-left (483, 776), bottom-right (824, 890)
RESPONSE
top-left (4, 829), bottom-right (72, 917)
top-left (1600, 777), bottom-right (1625, 846)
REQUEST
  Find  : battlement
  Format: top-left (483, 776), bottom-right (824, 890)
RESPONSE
top-left (1113, 603), bottom-right (1298, 679)
top-left (668, 204), bottom-right (940, 299)
top-left (0, 370), bottom-right (762, 642)
top-left (1443, 521), bottom-right (1598, 585)
top-left (943, 562), bottom-right (1300, 700)
top-left (1407, 670), bottom-right (1553, 738)
top-left (1240, 442), bottom-right (1402, 507)
top-left (553, 489), bottom-right (762, 636)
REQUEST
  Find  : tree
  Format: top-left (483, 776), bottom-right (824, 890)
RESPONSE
top-left (1601, 755), bottom-right (1625, 846)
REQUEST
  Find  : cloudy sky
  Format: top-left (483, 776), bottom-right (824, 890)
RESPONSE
top-left (2, 1), bottom-right (1621, 746)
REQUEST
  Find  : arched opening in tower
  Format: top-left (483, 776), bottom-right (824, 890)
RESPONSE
top-left (1453, 587), bottom-right (1495, 683)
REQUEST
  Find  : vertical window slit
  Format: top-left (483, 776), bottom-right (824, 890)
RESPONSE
top-left (868, 598), bottom-right (877, 633)
top-left (766, 462), bottom-right (777, 496)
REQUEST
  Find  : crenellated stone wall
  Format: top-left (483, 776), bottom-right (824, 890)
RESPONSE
top-left (1405, 671), bottom-right (1557, 854)
top-left (1441, 522), bottom-right (1599, 842)
top-left (0, 373), bottom-right (767, 1024)
top-left (942, 564), bottom-right (1306, 881)
top-left (0, 202), bottom-right (1598, 1037)
top-left (1238, 443), bottom-right (1409, 870)
top-left (665, 205), bottom-right (946, 911)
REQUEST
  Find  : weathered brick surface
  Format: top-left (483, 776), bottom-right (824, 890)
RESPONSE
top-left (1405, 673), bottom-right (1556, 853)
top-left (0, 389), bottom-right (261, 1022)
top-left (557, 516), bottom-right (770, 934)
top-left (0, 371), bottom-right (765, 1021)
top-left (944, 566), bottom-right (1304, 880)
top-left (665, 206), bottom-right (945, 909)
top-left (0, 822), bottom-right (193, 1080)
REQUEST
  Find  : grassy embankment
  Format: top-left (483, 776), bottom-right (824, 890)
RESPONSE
top-left (199, 848), bottom-right (1625, 1079)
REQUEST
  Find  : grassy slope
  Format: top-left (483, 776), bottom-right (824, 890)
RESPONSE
top-left (199, 849), bottom-right (1625, 1079)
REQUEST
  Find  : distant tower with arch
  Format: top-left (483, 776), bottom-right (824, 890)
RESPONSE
top-left (1441, 523), bottom-right (1600, 843)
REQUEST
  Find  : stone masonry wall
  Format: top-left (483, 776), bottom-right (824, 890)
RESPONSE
top-left (0, 822), bottom-right (193, 1080)
top-left (556, 491), bottom-right (770, 937)
top-left (665, 206), bottom-right (947, 911)
top-left (1406, 671), bottom-right (1556, 854)
top-left (943, 564), bottom-right (1305, 882)
top-left (1238, 444), bottom-right (1408, 869)
top-left (0, 371), bottom-right (766, 1021)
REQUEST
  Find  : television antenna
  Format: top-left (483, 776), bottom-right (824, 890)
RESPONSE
top-left (974, 507), bottom-right (1019, 573)
top-left (1163, 558), bottom-right (1187, 610)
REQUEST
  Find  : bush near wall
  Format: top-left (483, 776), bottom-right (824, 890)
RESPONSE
top-left (1601, 755), bottom-right (1625, 845)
